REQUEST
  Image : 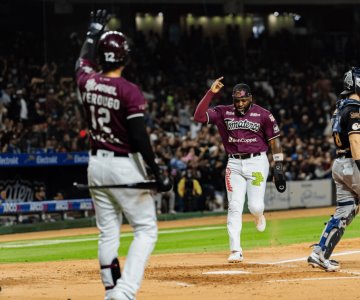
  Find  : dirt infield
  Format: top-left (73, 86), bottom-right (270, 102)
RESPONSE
top-left (1, 207), bottom-right (360, 300)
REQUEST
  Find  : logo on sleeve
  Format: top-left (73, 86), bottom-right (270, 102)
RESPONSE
top-left (269, 114), bottom-right (275, 122)
top-left (352, 123), bottom-right (360, 130)
top-left (350, 112), bottom-right (360, 119)
top-left (273, 124), bottom-right (280, 133)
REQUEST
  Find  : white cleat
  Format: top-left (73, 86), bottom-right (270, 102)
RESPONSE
top-left (228, 251), bottom-right (244, 263)
top-left (255, 215), bottom-right (266, 232)
top-left (307, 252), bottom-right (340, 272)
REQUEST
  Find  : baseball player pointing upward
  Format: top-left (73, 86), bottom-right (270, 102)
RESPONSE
top-left (194, 77), bottom-right (286, 263)
top-left (76, 10), bottom-right (171, 300)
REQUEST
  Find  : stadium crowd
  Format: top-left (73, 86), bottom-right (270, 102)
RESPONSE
top-left (0, 25), bottom-right (358, 212)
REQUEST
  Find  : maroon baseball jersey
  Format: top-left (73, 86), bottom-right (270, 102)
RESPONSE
top-left (76, 59), bottom-right (146, 154)
top-left (207, 104), bottom-right (280, 154)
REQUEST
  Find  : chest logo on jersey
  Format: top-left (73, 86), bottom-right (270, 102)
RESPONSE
top-left (224, 118), bottom-right (260, 132)
top-left (250, 113), bottom-right (260, 117)
top-left (85, 79), bottom-right (117, 96)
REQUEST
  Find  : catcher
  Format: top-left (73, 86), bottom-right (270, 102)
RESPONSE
top-left (308, 67), bottom-right (360, 271)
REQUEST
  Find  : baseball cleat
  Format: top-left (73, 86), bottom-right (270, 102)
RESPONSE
top-left (255, 215), bottom-right (266, 232)
top-left (329, 259), bottom-right (340, 266)
top-left (228, 251), bottom-right (243, 263)
top-left (307, 253), bottom-right (340, 272)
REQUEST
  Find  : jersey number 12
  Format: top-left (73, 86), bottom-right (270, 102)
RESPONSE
top-left (89, 105), bottom-right (111, 133)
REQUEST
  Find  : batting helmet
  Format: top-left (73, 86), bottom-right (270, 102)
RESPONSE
top-left (97, 31), bottom-right (130, 71)
top-left (340, 67), bottom-right (360, 97)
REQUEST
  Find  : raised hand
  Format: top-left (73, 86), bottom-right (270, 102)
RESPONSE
top-left (87, 9), bottom-right (109, 37)
top-left (211, 76), bottom-right (224, 93)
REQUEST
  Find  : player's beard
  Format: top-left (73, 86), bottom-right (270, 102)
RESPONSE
top-left (235, 103), bottom-right (251, 116)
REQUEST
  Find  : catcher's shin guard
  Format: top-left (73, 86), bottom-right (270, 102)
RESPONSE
top-left (318, 201), bottom-right (359, 259)
top-left (317, 216), bottom-right (345, 259)
top-left (101, 258), bottom-right (121, 290)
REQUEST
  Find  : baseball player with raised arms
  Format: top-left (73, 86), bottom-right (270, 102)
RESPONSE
top-left (194, 77), bottom-right (286, 263)
top-left (308, 67), bottom-right (360, 272)
top-left (75, 10), bottom-right (172, 300)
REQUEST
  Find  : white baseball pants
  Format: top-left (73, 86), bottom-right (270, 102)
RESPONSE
top-left (226, 152), bottom-right (269, 252)
top-left (88, 154), bottom-right (157, 300)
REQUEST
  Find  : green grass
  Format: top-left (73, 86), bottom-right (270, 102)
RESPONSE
top-left (0, 214), bottom-right (359, 263)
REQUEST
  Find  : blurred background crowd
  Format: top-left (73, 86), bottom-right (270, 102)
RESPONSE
top-left (1, 1), bottom-right (359, 214)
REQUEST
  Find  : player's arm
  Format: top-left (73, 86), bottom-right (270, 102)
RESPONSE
top-left (269, 137), bottom-right (286, 193)
top-left (75, 9), bottom-right (108, 72)
top-left (194, 76), bottom-right (224, 123)
top-left (127, 116), bottom-right (172, 192)
top-left (349, 134), bottom-right (360, 171)
top-left (347, 105), bottom-right (360, 171)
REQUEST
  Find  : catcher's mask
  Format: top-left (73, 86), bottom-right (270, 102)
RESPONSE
top-left (340, 67), bottom-right (360, 97)
top-left (97, 31), bottom-right (130, 72)
top-left (232, 83), bottom-right (253, 115)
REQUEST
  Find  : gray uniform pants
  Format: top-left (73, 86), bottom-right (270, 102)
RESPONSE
top-left (332, 157), bottom-right (360, 218)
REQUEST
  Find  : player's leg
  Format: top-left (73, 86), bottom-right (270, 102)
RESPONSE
top-left (308, 159), bottom-right (359, 271)
top-left (110, 156), bottom-right (158, 300)
top-left (244, 154), bottom-right (269, 232)
top-left (88, 158), bottom-right (122, 299)
top-left (168, 189), bottom-right (176, 214)
top-left (153, 192), bottom-right (162, 214)
top-left (112, 189), bottom-right (157, 299)
top-left (226, 159), bottom-right (247, 262)
top-left (308, 200), bottom-right (357, 271)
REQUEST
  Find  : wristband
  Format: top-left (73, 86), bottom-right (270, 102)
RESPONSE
top-left (355, 159), bottom-right (360, 172)
top-left (273, 153), bottom-right (284, 162)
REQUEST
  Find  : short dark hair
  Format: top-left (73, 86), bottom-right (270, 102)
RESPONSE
top-left (232, 83), bottom-right (251, 98)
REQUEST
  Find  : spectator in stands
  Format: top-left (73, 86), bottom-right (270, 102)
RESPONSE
top-left (177, 168), bottom-right (203, 212)
top-left (53, 191), bottom-right (65, 200)
top-left (0, 83), bottom-right (14, 107)
top-left (153, 167), bottom-right (177, 214)
top-left (1, 19), bottom-right (358, 206)
top-left (0, 188), bottom-right (6, 202)
top-left (34, 184), bottom-right (46, 201)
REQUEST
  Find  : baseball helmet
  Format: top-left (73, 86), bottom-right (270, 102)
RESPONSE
top-left (232, 83), bottom-right (252, 99)
top-left (97, 31), bottom-right (130, 71)
top-left (340, 67), bottom-right (360, 96)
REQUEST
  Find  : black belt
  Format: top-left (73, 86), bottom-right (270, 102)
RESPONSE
top-left (336, 152), bottom-right (352, 158)
top-left (228, 152), bottom-right (261, 159)
top-left (91, 149), bottom-right (129, 157)
top-left (338, 200), bottom-right (355, 207)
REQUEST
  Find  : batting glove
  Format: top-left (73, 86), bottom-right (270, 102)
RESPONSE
top-left (273, 162), bottom-right (286, 193)
top-left (87, 9), bottom-right (108, 37)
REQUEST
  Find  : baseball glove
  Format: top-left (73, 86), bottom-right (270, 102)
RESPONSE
top-left (273, 162), bottom-right (286, 193)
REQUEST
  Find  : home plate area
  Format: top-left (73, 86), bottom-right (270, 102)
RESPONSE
top-left (145, 252), bottom-right (360, 286)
